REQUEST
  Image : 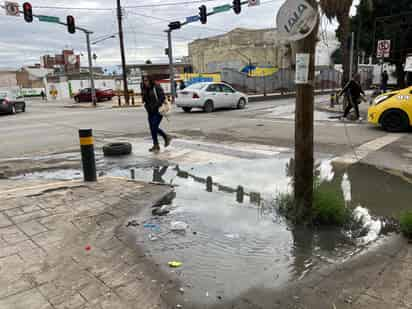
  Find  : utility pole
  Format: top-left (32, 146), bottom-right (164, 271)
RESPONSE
top-left (294, 0), bottom-right (319, 221)
top-left (85, 32), bottom-right (97, 106)
top-left (117, 0), bottom-right (129, 105)
top-left (167, 30), bottom-right (176, 100)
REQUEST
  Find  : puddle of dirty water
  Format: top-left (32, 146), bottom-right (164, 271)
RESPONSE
top-left (10, 147), bottom-right (411, 306)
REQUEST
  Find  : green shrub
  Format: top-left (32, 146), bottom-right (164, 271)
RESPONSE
top-left (275, 186), bottom-right (350, 226)
top-left (400, 212), bottom-right (412, 239)
top-left (312, 187), bottom-right (350, 226)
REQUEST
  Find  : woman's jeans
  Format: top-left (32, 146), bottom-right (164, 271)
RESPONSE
top-left (148, 113), bottom-right (167, 145)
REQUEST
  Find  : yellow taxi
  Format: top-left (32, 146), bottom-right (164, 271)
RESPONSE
top-left (368, 86), bottom-right (412, 132)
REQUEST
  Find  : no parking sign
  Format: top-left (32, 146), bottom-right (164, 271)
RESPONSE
top-left (377, 40), bottom-right (391, 58)
top-left (248, 0), bottom-right (260, 6)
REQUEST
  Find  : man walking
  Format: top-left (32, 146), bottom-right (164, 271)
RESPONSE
top-left (339, 73), bottom-right (365, 121)
top-left (381, 70), bottom-right (389, 93)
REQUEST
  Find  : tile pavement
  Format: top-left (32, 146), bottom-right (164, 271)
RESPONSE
top-left (0, 177), bottom-right (173, 309)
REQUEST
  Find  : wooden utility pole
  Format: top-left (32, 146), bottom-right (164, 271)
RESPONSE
top-left (294, 0), bottom-right (319, 221)
top-left (117, 0), bottom-right (129, 105)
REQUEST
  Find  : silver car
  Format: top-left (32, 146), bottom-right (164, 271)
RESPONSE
top-left (176, 82), bottom-right (248, 113)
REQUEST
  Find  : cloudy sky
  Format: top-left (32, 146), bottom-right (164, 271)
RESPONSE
top-left (0, 0), bottom-right (358, 69)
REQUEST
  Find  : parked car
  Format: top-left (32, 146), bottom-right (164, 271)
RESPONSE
top-left (176, 82), bottom-right (248, 113)
top-left (368, 86), bottom-right (412, 132)
top-left (0, 91), bottom-right (26, 115)
top-left (73, 88), bottom-right (115, 103)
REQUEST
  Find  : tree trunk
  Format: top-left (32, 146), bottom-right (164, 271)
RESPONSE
top-left (338, 14), bottom-right (351, 86)
top-left (294, 0), bottom-right (318, 223)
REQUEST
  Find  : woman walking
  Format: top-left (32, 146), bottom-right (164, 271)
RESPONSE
top-left (141, 76), bottom-right (172, 152)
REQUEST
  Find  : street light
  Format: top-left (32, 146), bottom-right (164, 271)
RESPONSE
top-left (92, 35), bottom-right (116, 45)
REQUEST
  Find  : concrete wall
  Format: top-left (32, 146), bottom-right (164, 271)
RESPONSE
top-left (45, 79), bottom-right (117, 100)
top-left (0, 71), bottom-right (17, 88)
top-left (222, 68), bottom-right (342, 94)
top-left (189, 28), bottom-right (292, 73)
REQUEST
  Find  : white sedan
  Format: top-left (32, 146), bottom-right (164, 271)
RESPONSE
top-left (176, 82), bottom-right (248, 113)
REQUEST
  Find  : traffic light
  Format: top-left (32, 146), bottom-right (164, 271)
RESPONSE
top-left (199, 5), bottom-right (207, 24)
top-left (233, 0), bottom-right (241, 14)
top-left (23, 2), bottom-right (33, 23)
top-left (165, 48), bottom-right (169, 56)
top-left (67, 15), bottom-right (76, 34)
top-left (168, 21), bottom-right (181, 30)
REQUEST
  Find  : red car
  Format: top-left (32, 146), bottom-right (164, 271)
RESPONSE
top-left (74, 88), bottom-right (115, 103)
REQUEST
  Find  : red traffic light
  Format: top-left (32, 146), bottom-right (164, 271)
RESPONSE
top-left (23, 2), bottom-right (33, 23)
top-left (67, 15), bottom-right (76, 34)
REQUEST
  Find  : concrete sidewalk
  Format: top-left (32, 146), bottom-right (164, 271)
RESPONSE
top-left (0, 177), bottom-right (174, 309)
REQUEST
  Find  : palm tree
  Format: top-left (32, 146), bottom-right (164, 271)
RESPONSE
top-left (319, 0), bottom-right (354, 85)
top-left (319, 0), bottom-right (373, 85)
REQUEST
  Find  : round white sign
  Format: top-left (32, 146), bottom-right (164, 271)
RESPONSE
top-left (68, 55), bottom-right (77, 65)
top-left (276, 0), bottom-right (318, 41)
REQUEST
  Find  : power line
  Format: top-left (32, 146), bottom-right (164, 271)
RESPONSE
top-left (32, 0), bottom-right (222, 11)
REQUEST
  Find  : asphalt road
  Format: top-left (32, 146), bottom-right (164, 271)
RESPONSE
top-left (1, 96), bottom-right (411, 174)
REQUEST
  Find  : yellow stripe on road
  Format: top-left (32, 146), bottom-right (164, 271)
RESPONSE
top-left (79, 136), bottom-right (94, 145)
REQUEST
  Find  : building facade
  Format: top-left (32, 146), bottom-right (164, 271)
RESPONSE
top-left (41, 50), bottom-right (80, 74)
top-left (188, 28), bottom-right (293, 73)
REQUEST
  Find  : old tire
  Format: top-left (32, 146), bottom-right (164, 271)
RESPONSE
top-left (237, 98), bottom-right (246, 109)
top-left (103, 142), bottom-right (132, 157)
top-left (204, 100), bottom-right (214, 113)
top-left (182, 107), bottom-right (192, 113)
top-left (381, 110), bottom-right (409, 132)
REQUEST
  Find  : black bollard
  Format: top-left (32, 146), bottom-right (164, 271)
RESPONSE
top-left (236, 186), bottom-right (244, 203)
top-left (206, 176), bottom-right (213, 192)
top-left (79, 129), bottom-right (97, 182)
top-left (130, 169), bottom-right (135, 180)
top-left (250, 192), bottom-right (261, 205)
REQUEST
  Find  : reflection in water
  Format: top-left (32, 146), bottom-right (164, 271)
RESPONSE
top-left (129, 160), bottom-right (378, 306)
top-left (153, 166), bottom-right (168, 183)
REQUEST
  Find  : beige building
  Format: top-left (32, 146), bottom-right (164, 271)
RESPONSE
top-left (0, 69), bottom-right (18, 88)
top-left (188, 28), bottom-right (293, 73)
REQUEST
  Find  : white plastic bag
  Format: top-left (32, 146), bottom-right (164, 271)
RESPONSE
top-left (170, 221), bottom-right (188, 231)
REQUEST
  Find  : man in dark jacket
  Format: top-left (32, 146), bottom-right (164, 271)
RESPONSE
top-left (381, 70), bottom-right (389, 93)
top-left (339, 73), bottom-right (365, 121)
top-left (141, 76), bottom-right (172, 152)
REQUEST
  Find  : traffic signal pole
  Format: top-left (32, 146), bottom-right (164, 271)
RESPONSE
top-left (85, 32), bottom-right (97, 106)
top-left (165, 0), bottom-right (250, 99)
top-left (3, 3), bottom-right (98, 106)
top-left (117, 0), bottom-right (130, 105)
top-left (166, 29), bottom-right (176, 101)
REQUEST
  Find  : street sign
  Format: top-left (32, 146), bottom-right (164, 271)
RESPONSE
top-left (295, 53), bottom-right (310, 84)
top-left (248, 0), bottom-right (260, 6)
top-left (213, 4), bottom-right (231, 13)
top-left (4, 1), bottom-right (19, 16)
top-left (276, 0), bottom-right (318, 41)
top-left (377, 40), bottom-right (391, 58)
top-left (37, 15), bottom-right (60, 23)
top-left (405, 55), bottom-right (412, 72)
top-left (185, 15), bottom-right (200, 23)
